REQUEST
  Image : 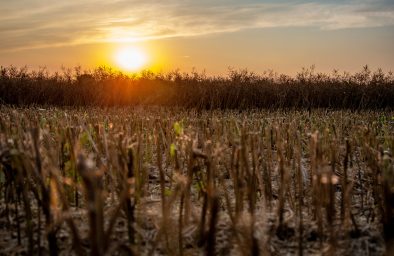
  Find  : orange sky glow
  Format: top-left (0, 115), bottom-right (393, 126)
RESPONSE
top-left (1, 1), bottom-right (393, 75)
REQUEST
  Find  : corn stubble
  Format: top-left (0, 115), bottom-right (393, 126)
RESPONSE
top-left (0, 106), bottom-right (393, 255)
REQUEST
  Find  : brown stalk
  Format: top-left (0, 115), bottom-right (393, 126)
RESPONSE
top-left (183, 140), bottom-right (197, 225)
top-left (277, 129), bottom-right (287, 232)
top-left (341, 139), bottom-right (350, 228)
top-left (206, 192), bottom-right (219, 256)
top-left (178, 192), bottom-right (184, 256)
top-left (157, 127), bottom-right (166, 212)
top-left (50, 170), bottom-right (84, 256)
top-left (77, 154), bottom-right (105, 256)
top-left (296, 133), bottom-right (303, 256)
top-left (327, 142), bottom-right (338, 254)
top-left (250, 135), bottom-right (258, 214)
top-left (126, 147), bottom-right (136, 245)
top-left (263, 127), bottom-right (273, 208)
top-left (155, 128), bottom-right (170, 251)
top-left (16, 164), bottom-right (34, 254)
top-left (66, 127), bottom-right (78, 208)
top-left (32, 127), bottom-right (59, 256)
top-left (240, 130), bottom-right (252, 213)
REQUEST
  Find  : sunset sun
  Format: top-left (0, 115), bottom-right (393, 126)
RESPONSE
top-left (114, 47), bottom-right (148, 71)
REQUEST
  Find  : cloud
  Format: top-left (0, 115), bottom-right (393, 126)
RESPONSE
top-left (1, 0), bottom-right (393, 52)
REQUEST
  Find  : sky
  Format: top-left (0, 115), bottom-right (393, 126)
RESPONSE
top-left (1, 0), bottom-right (394, 75)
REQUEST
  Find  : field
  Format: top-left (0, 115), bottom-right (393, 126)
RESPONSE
top-left (1, 106), bottom-right (394, 255)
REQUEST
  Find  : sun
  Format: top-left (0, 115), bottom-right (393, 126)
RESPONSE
top-left (114, 47), bottom-right (148, 71)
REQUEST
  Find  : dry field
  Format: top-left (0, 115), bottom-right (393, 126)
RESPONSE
top-left (0, 106), bottom-right (393, 255)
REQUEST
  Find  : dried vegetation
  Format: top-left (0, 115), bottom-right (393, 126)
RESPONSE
top-left (1, 65), bottom-right (394, 109)
top-left (0, 106), bottom-right (393, 255)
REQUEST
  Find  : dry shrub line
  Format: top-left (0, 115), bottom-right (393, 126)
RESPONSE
top-left (0, 65), bottom-right (394, 109)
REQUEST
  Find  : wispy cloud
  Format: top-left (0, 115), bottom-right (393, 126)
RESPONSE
top-left (1, 0), bottom-right (393, 52)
